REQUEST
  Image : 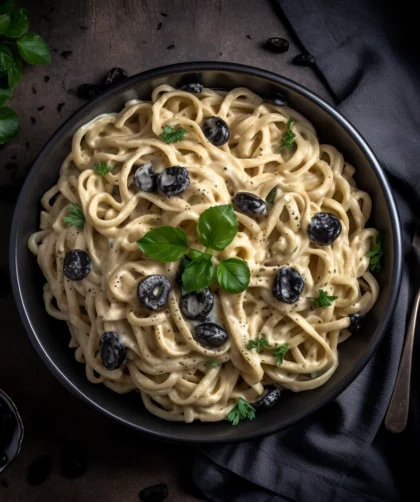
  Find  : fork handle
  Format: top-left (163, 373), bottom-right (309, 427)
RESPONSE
top-left (385, 287), bottom-right (420, 433)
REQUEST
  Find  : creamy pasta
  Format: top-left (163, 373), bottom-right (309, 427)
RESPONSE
top-left (28, 85), bottom-right (380, 423)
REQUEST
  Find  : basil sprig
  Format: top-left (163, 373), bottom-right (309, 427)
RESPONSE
top-left (137, 204), bottom-right (251, 294)
top-left (0, 2), bottom-right (51, 144)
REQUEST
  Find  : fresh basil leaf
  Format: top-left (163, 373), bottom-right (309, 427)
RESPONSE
top-left (0, 44), bottom-right (13, 72)
top-left (0, 13), bottom-right (10, 34)
top-left (17, 32), bottom-right (50, 65)
top-left (137, 226), bottom-right (188, 263)
top-left (7, 57), bottom-right (22, 88)
top-left (187, 249), bottom-right (212, 262)
top-left (197, 204), bottom-right (238, 251)
top-left (4, 8), bottom-right (29, 38)
top-left (266, 185), bottom-right (278, 206)
top-left (217, 258), bottom-right (250, 294)
top-left (0, 106), bottom-right (19, 144)
top-left (0, 87), bottom-right (11, 106)
top-left (0, 1), bottom-right (15, 15)
top-left (182, 259), bottom-right (216, 293)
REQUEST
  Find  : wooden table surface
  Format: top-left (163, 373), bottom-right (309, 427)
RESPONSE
top-left (0, 1), bottom-right (330, 500)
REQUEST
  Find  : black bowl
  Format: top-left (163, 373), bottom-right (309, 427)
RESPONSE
top-left (9, 62), bottom-right (402, 443)
top-left (0, 389), bottom-right (24, 473)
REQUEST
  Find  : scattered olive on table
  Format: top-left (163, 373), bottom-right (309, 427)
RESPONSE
top-left (134, 163), bottom-right (157, 192)
top-left (103, 67), bottom-right (128, 86)
top-left (293, 53), bottom-right (316, 66)
top-left (348, 313), bottom-right (365, 333)
top-left (307, 212), bottom-right (342, 246)
top-left (265, 37), bottom-right (290, 53)
top-left (63, 249), bottom-right (92, 281)
top-left (232, 192), bottom-right (267, 215)
top-left (180, 82), bottom-right (203, 93)
top-left (202, 117), bottom-right (230, 147)
top-left (180, 289), bottom-right (214, 321)
top-left (139, 483), bottom-right (169, 502)
top-left (157, 166), bottom-right (190, 196)
top-left (77, 67), bottom-right (128, 100)
top-left (100, 331), bottom-right (127, 370)
top-left (272, 266), bottom-right (305, 303)
top-left (253, 387), bottom-right (282, 409)
top-left (195, 322), bottom-right (228, 348)
top-left (76, 83), bottom-right (104, 100)
top-left (137, 275), bottom-right (172, 311)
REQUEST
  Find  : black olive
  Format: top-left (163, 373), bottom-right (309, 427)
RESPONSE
top-left (27, 454), bottom-right (53, 485)
top-left (180, 82), bottom-right (203, 93)
top-left (293, 53), bottom-right (315, 66)
top-left (202, 117), bottom-right (230, 147)
top-left (76, 83), bottom-right (104, 100)
top-left (232, 192), bottom-right (267, 215)
top-left (104, 67), bottom-right (128, 86)
top-left (139, 483), bottom-right (169, 502)
top-left (180, 289), bottom-right (214, 321)
top-left (307, 212), bottom-right (342, 246)
top-left (100, 331), bottom-right (127, 370)
top-left (195, 322), bottom-right (228, 348)
top-left (253, 387), bottom-right (281, 409)
top-left (63, 249), bottom-right (92, 281)
top-left (265, 37), bottom-right (289, 53)
top-left (176, 256), bottom-right (191, 285)
top-left (138, 275), bottom-right (172, 311)
top-left (157, 166), bottom-right (190, 197)
top-left (272, 267), bottom-right (305, 303)
top-left (134, 163), bottom-right (157, 192)
top-left (264, 92), bottom-right (287, 106)
top-left (348, 313), bottom-right (364, 334)
top-left (60, 444), bottom-right (87, 479)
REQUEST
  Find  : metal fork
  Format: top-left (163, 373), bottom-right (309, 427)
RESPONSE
top-left (385, 222), bottom-right (420, 433)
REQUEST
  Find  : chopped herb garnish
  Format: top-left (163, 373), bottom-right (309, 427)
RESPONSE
top-left (227, 397), bottom-right (256, 425)
top-left (272, 343), bottom-right (290, 365)
top-left (279, 118), bottom-right (296, 152)
top-left (93, 161), bottom-right (111, 176)
top-left (266, 185), bottom-right (279, 206)
top-left (365, 234), bottom-right (384, 273)
top-left (207, 360), bottom-right (220, 368)
top-left (160, 125), bottom-right (187, 144)
top-left (309, 289), bottom-right (338, 308)
top-left (246, 336), bottom-right (270, 354)
top-left (63, 202), bottom-right (85, 228)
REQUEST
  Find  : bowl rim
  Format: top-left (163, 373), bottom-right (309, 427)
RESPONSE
top-left (9, 61), bottom-right (403, 443)
top-left (0, 389), bottom-right (24, 474)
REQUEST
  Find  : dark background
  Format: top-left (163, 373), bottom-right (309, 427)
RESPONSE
top-left (0, 0), bottom-right (332, 500)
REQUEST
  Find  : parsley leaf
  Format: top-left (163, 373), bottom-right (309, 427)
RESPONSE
top-left (266, 185), bottom-right (279, 206)
top-left (309, 289), bottom-right (338, 308)
top-left (365, 233), bottom-right (384, 273)
top-left (160, 125), bottom-right (187, 144)
top-left (207, 360), bottom-right (219, 368)
top-left (246, 336), bottom-right (270, 353)
top-left (279, 118), bottom-right (296, 152)
top-left (63, 202), bottom-right (85, 228)
top-left (227, 397), bottom-right (256, 425)
top-left (272, 343), bottom-right (290, 365)
top-left (93, 161), bottom-right (111, 176)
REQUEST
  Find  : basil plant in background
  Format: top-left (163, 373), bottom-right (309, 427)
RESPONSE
top-left (0, 1), bottom-right (51, 144)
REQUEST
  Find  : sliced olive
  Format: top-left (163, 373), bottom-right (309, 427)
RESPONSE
top-left (272, 267), bottom-right (304, 303)
top-left (348, 313), bottom-right (364, 333)
top-left (137, 275), bottom-right (172, 311)
top-left (157, 166), bottom-right (190, 197)
top-left (232, 192), bottom-right (267, 215)
top-left (63, 250), bottom-right (92, 281)
top-left (100, 331), bottom-right (127, 370)
top-left (307, 212), bottom-right (342, 246)
top-left (195, 322), bottom-right (228, 348)
top-left (134, 163), bottom-right (157, 192)
top-left (180, 83), bottom-right (203, 93)
top-left (253, 387), bottom-right (281, 409)
top-left (180, 289), bottom-right (214, 321)
top-left (202, 117), bottom-right (230, 147)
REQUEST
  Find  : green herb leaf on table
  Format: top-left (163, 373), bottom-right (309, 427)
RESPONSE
top-left (246, 336), bottom-right (270, 354)
top-left (0, 1), bottom-right (15, 15)
top-left (0, 105), bottom-right (19, 144)
top-left (206, 360), bottom-right (219, 368)
top-left (7, 57), bottom-right (22, 88)
top-left (4, 8), bottom-right (28, 38)
top-left (0, 43), bottom-right (13, 71)
top-left (137, 226), bottom-right (188, 263)
top-left (63, 203), bottom-right (85, 229)
top-left (197, 204), bottom-right (238, 251)
top-left (0, 13), bottom-right (11, 35)
top-left (365, 233), bottom-right (384, 273)
top-left (187, 249), bottom-right (212, 262)
top-left (182, 258), bottom-right (217, 293)
top-left (160, 125), bottom-right (187, 144)
top-left (266, 185), bottom-right (279, 206)
top-left (17, 32), bottom-right (50, 64)
top-left (309, 289), bottom-right (338, 308)
top-left (0, 87), bottom-right (11, 106)
top-left (279, 118), bottom-right (296, 152)
top-left (93, 161), bottom-right (111, 176)
top-left (272, 343), bottom-right (290, 365)
top-left (227, 397), bottom-right (256, 425)
top-left (217, 258), bottom-right (250, 294)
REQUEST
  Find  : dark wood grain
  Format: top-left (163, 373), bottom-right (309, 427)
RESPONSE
top-left (0, 1), bottom-right (329, 500)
